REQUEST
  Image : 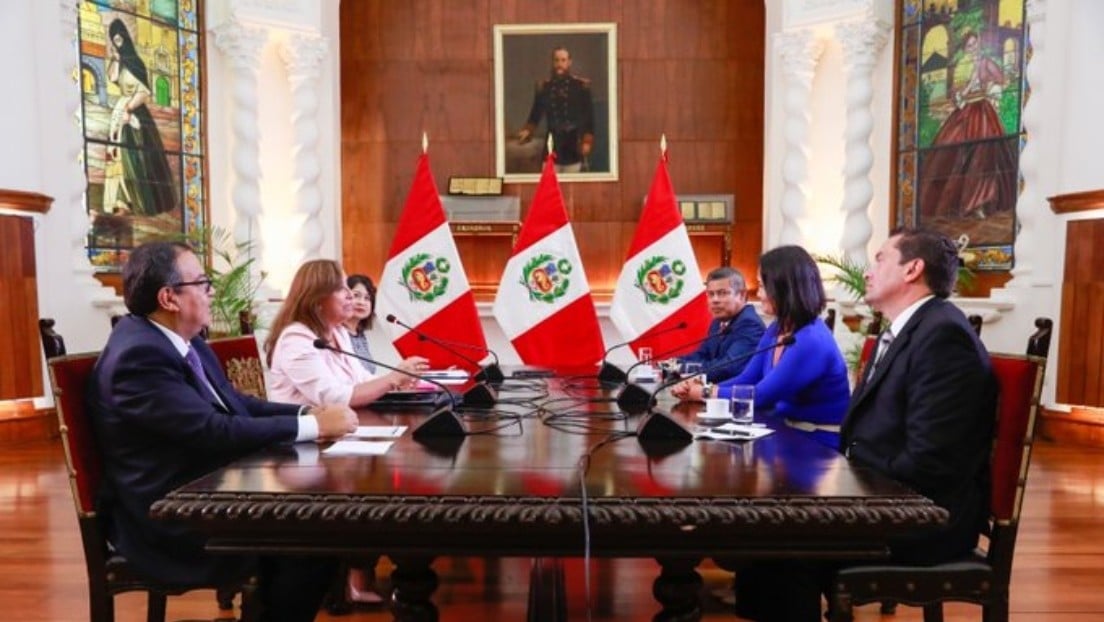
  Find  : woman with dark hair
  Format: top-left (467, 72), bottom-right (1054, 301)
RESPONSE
top-left (342, 274), bottom-right (377, 373)
top-left (106, 18), bottom-right (176, 216)
top-left (673, 245), bottom-right (849, 448)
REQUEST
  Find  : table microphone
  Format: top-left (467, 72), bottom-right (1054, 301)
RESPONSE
top-left (385, 314), bottom-right (504, 384)
top-left (622, 335), bottom-right (797, 444)
top-left (312, 338), bottom-right (469, 439)
top-left (618, 321), bottom-right (736, 387)
top-left (597, 321), bottom-right (688, 384)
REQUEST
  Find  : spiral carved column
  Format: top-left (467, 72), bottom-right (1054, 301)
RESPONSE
top-left (836, 17), bottom-right (890, 266)
top-left (1009, 0), bottom-right (1047, 285)
top-left (278, 33), bottom-right (328, 264)
top-left (212, 21), bottom-right (268, 288)
top-left (775, 30), bottom-right (824, 247)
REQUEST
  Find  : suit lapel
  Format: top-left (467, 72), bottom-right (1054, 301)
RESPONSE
top-left (842, 299), bottom-right (939, 438)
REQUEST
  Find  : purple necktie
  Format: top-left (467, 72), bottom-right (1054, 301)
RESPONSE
top-left (184, 346), bottom-right (220, 404)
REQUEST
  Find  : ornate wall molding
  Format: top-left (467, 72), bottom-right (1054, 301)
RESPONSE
top-left (278, 33), bottom-right (329, 263)
top-left (1009, 0), bottom-right (1049, 285)
top-left (775, 29), bottom-right (825, 246)
top-left (211, 20), bottom-right (269, 292)
top-left (835, 16), bottom-right (890, 266)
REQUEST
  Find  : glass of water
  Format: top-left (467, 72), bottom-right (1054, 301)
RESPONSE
top-left (681, 361), bottom-right (702, 378)
top-left (638, 347), bottom-right (653, 367)
top-left (729, 384), bottom-right (755, 424)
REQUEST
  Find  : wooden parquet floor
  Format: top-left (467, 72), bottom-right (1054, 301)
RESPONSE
top-left (2, 438), bottom-right (1101, 621)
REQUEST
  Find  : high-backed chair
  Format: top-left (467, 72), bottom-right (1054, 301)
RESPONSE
top-left (831, 352), bottom-right (1046, 622)
top-left (39, 318), bottom-right (67, 359)
top-left (207, 335), bottom-right (267, 400)
top-left (1026, 317), bottom-right (1052, 358)
top-left (49, 353), bottom-right (257, 622)
top-left (968, 314), bottom-right (983, 336)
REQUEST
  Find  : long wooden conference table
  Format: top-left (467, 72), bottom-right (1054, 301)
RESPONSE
top-left (151, 372), bottom-right (946, 620)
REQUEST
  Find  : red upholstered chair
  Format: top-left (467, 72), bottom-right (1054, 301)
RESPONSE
top-left (49, 353), bottom-right (257, 622)
top-left (831, 352), bottom-right (1046, 622)
top-left (207, 335), bottom-right (267, 400)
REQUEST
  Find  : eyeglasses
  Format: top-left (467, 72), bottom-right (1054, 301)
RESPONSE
top-left (169, 278), bottom-right (214, 294)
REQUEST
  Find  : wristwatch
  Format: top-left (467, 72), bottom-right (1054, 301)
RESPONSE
top-left (701, 384), bottom-right (713, 399)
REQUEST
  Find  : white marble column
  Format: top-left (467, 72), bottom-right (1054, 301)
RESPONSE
top-left (835, 16), bottom-right (890, 266)
top-left (211, 20), bottom-right (268, 291)
top-left (278, 33), bottom-right (328, 264)
top-left (775, 30), bottom-right (824, 246)
top-left (1008, 0), bottom-right (1048, 286)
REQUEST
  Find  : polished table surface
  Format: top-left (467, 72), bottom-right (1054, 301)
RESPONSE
top-left (151, 374), bottom-right (946, 619)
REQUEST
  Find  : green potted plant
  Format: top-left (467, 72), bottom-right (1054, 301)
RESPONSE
top-left (180, 226), bottom-right (266, 337)
top-left (813, 253), bottom-right (868, 332)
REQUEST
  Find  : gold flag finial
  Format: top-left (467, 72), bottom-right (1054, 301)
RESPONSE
top-left (660, 134), bottom-right (667, 155)
top-left (422, 132), bottom-right (428, 154)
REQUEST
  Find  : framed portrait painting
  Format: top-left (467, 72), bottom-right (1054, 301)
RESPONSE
top-left (494, 23), bottom-right (618, 183)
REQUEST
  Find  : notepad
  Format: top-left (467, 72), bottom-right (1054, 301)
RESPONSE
top-left (323, 440), bottom-right (394, 456)
top-left (693, 423), bottom-right (774, 442)
top-left (352, 425), bottom-right (407, 439)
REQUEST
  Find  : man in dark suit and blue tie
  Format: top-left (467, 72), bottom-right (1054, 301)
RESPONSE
top-left (88, 241), bottom-right (358, 621)
top-left (675, 266), bottom-right (765, 383)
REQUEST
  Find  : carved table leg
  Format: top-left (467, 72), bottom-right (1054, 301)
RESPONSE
top-left (652, 556), bottom-right (703, 622)
top-left (527, 557), bottom-right (566, 622)
top-left (390, 556), bottom-right (439, 622)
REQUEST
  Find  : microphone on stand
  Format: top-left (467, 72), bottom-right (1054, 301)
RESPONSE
top-left (313, 338), bottom-right (469, 439)
top-left (597, 321), bottom-right (688, 384)
top-left (618, 321), bottom-right (736, 387)
top-left (385, 314), bottom-right (505, 384)
top-left (622, 335), bottom-right (798, 444)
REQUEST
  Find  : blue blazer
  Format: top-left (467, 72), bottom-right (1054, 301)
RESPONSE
top-left (680, 305), bottom-right (765, 382)
top-left (840, 297), bottom-right (995, 564)
top-left (88, 315), bottom-right (302, 584)
top-left (717, 318), bottom-right (850, 448)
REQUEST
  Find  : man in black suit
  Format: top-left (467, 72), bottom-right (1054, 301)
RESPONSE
top-left (88, 241), bottom-right (358, 621)
top-left (734, 228), bottom-right (995, 621)
top-left (842, 226), bottom-right (995, 563)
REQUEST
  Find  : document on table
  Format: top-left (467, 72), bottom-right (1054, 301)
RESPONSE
top-left (353, 425), bottom-right (407, 438)
top-left (323, 440), bottom-right (394, 456)
top-left (694, 423), bottom-right (774, 442)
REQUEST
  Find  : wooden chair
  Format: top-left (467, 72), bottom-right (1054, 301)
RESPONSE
top-left (39, 318), bottom-right (67, 358)
top-left (1027, 317), bottom-right (1052, 358)
top-left (968, 314), bottom-right (983, 336)
top-left (207, 335), bottom-right (267, 400)
top-left (831, 352), bottom-right (1046, 622)
top-left (48, 352), bottom-right (257, 622)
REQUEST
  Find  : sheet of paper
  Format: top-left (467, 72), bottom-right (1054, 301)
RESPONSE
top-left (693, 424), bottom-right (774, 442)
top-left (323, 440), bottom-right (394, 456)
top-left (353, 425), bottom-right (407, 438)
top-left (420, 370), bottom-right (470, 385)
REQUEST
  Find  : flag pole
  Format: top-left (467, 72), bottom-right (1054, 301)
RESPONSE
top-left (547, 133), bottom-right (554, 159)
top-left (422, 132), bottom-right (428, 154)
top-left (660, 133), bottom-right (667, 155)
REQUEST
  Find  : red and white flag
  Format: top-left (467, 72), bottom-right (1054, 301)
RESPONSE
top-left (492, 155), bottom-right (604, 368)
top-left (378, 153), bottom-right (488, 372)
top-left (609, 149), bottom-right (710, 358)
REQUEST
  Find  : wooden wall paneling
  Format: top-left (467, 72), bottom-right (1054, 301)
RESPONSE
top-left (0, 215), bottom-right (43, 400)
top-left (340, 0), bottom-right (765, 300)
top-left (1057, 220), bottom-right (1104, 407)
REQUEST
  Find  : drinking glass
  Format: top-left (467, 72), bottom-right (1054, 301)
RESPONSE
top-left (729, 384), bottom-right (755, 424)
top-left (681, 361), bottom-right (702, 378)
top-left (638, 347), bottom-right (653, 367)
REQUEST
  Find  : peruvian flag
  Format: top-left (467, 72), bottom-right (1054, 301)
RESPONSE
top-left (492, 155), bottom-right (604, 368)
top-left (609, 147), bottom-right (710, 358)
top-left (378, 153), bottom-right (488, 372)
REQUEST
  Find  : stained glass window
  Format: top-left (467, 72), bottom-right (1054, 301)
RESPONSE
top-left (77, 0), bottom-right (204, 271)
top-left (894, 0), bottom-right (1026, 271)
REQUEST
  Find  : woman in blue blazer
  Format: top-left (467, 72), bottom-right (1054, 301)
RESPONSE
top-left (674, 245), bottom-right (850, 448)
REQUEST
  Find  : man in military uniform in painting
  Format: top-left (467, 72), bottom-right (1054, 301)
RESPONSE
top-left (517, 46), bottom-right (595, 173)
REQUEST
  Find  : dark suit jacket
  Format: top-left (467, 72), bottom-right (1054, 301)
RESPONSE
top-left (680, 305), bottom-right (766, 382)
top-left (88, 315), bottom-right (302, 584)
top-left (840, 297), bottom-right (995, 564)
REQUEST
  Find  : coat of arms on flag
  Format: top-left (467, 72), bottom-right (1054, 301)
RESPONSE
top-left (635, 256), bottom-right (687, 304)
top-left (400, 253), bottom-right (451, 302)
top-left (521, 254), bottom-right (573, 302)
